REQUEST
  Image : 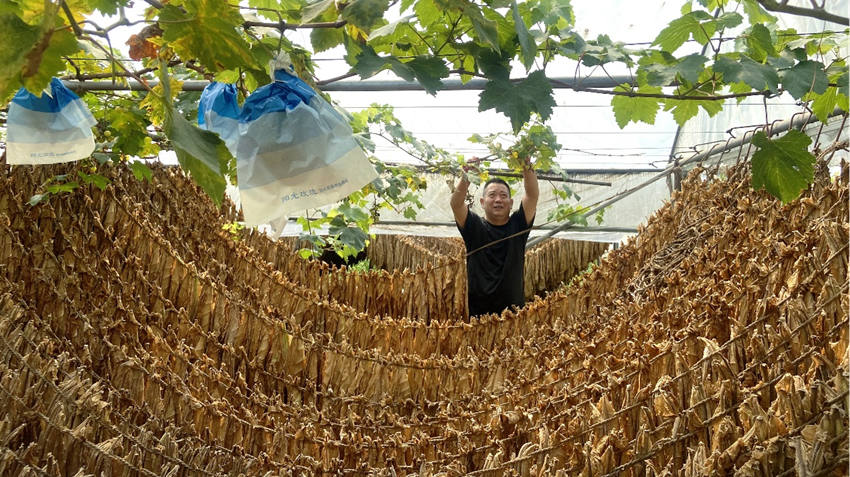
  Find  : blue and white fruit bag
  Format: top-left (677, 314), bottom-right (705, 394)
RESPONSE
top-left (201, 55), bottom-right (377, 226)
top-left (6, 78), bottom-right (96, 165)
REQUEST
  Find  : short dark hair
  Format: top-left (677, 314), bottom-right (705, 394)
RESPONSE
top-left (482, 178), bottom-right (511, 197)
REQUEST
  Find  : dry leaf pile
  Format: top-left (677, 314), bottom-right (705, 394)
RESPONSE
top-left (0, 159), bottom-right (846, 476)
top-left (245, 225), bottom-right (606, 323)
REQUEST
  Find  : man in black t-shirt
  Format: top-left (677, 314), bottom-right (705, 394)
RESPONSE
top-left (450, 162), bottom-right (538, 317)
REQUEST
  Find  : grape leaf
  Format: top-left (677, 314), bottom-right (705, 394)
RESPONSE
top-left (810, 86), bottom-right (837, 122)
top-left (337, 226), bottom-right (368, 251)
top-left (463, 4), bottom-right (500, 52)
top-left (163, 107), bottom-right (231, 206)
top-left (406, 56), bottom-right (448, 95)
top-left (128, 161), bottom-right (154, 183)
top-left (107, 103), bottom-right (154, 156)
top-left (611, 84), bottom-right (661, 128)
top-left (301, 0), bottom-right (333, 23)
top-left (742, 0), bottom-right (777, 24)
top-left (751, 130), bottom-right (815, 203)
top-left (311, 27), bottom-right (344, 52)
top-left (338, 202), bottom-right (370, 222)
top-left (715, 11), bottom-right (743, 29)
top-left (746, 23), bottom-right (775, 62)
top-left (78, 171), bottom-right (111, 190)
top-left (652, 11), bottom-right (713, 52)
top-left (81, 0), bottom-right (124, 15)
top-left (511, 0), bottom-right (534, 71)
top-left (645, 53), bottom-right (707, 86)
top-left (368, 13), bottom-right (414, 40)
top-left (341, 0), bottom-right (389, 30)
top-left (478, 70), bottom-right (555, 132)
top-left (413, 0), bottom-right (441, 27)
top-left (159, 0), bottom-right (260, 73)
top-left (22, 27), bottom-right (78, 95)
top-left (781, 60), bottom-right (827, 100)
top-left (663, 96), bottom-right (722, 126)
top-left (714, 55), bottom-right (779, 92)
top-left (0, 14), bottom-right (42, 100)
top-left (353, 46), bottom-right (389, 78)
top-left (0, 11), bottom-right (79, 100)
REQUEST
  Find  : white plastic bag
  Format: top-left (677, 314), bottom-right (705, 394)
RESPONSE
top-left (199, 69), bottom-right (377, 226)
top-left (6, 78), bottom-right (96, 165)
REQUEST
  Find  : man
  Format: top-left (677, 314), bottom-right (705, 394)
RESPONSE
top-left (450, 161), bottom-right (538, 317)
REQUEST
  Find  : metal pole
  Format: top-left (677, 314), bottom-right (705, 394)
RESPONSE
top-left (61, 75), bottom-right (637, 93)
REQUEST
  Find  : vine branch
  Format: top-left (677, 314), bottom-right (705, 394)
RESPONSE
top-left (755, 0), bottom-right (848, 25)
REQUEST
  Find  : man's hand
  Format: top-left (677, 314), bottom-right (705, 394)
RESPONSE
top-left (451, 158), bottom-right (479, 229)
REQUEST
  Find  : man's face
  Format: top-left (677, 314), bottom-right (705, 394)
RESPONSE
top-left (480, 182), bottom-right (513, 224)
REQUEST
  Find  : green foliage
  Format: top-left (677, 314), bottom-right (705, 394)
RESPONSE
top-left (128, 161), bottom-right (154, 183)
top-left (468, 118), bottom-right (561, 172)
top-left (221, 220), bottom-right (245, 241)
top-left (159, 0), bottom-right (263, 74)
top-left (0, 6), bottom-right (78, 102)
top-left (348, 258), bottom-right (372, 274)
top-left (714, 55), bottom-right (779, 92)
top-left (751, 130), bottom-right (815, 203)
top-left (611, 84), bottom-right (662, 128)
top-left (28, 164), bottom-right (111, 205)
top-left (479, 70), bottom-right (556, 132)
top-left (155, 63), bottom-right (232, 206)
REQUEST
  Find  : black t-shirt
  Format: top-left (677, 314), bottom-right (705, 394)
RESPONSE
top-left (457, 203), bottom-right (533, 316)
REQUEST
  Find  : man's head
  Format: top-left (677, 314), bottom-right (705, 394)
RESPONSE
top-left (480, 178), bottom-right (513, 225)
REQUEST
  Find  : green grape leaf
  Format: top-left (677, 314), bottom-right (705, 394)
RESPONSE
top-left (159, 0), bottom-right (260, 73)
top-left (746, 23), bottom-right (775, 62)
top-left (674, 53), bottom-right (708, 84)
top-left (368, 13), bottom-right (414, 40)
top-left (645, 53), bottom-right (707, 86)
top-left (810, 86), bottom-right (838, 122)
top-left (164, 111), bottom-right (230, 206)
top-left (751, 130), bottom-right (815, 203)
top-left (414, 0), bottom-right (441, 27)
top-left (742, 0), bottom-right (777, 24)
top-left (311, 27), bottom-right (344, 52)
top-left (77, 171), bottom-right (111, 190)
top-left (511, 0), bottom-right (535, 71)
top-left (714, 55), bottom-right (779, 92)
top-left (475, 48), bottom-right (510, 81)
top-left (46, 182), bottom-right (78, 194)
top-left (663, 96), bottom-right (723, 126)
top-left (338, 202), bottom-right (370, 222)
top-left (82, 0), bottom-right (124, 15)
top-left (107, 104), bottom-right (153, 156)
top-left (15, 25), bottom-right (78, 97)
top-left (715, 11), bottom-right (743, 29)
top-left (406, 56), bottom-right (448, 95)
top-left (653, 11), bottom-right (713, 52)
top-left (478, 70), bottom-right (555, 132)
top-left (781, 60), bottom-right (828, 100)
top-left (301, 0), bottom-right (334, 23)
top-left (341, 0), bottom-right (389, 30)
top-left (337, 226), bottom-right (368, 251)
top-left (836, 69), bottom-right (848, 97)
top-left (463, 4), bottom-right (500, 52)
top-left (353, 45), bottom-right (389, 78)
top-left (611, 84), bottom-right (661, 128)
top-left (0, 14), bottom-right (40, 99)
top-left (128, 161), bottom-right (154, 183)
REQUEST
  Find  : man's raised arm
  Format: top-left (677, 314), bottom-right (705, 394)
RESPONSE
top-left (450, 174), bottom-right (470, 229)
top-left (521, 163), bottom-right (538, 226)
